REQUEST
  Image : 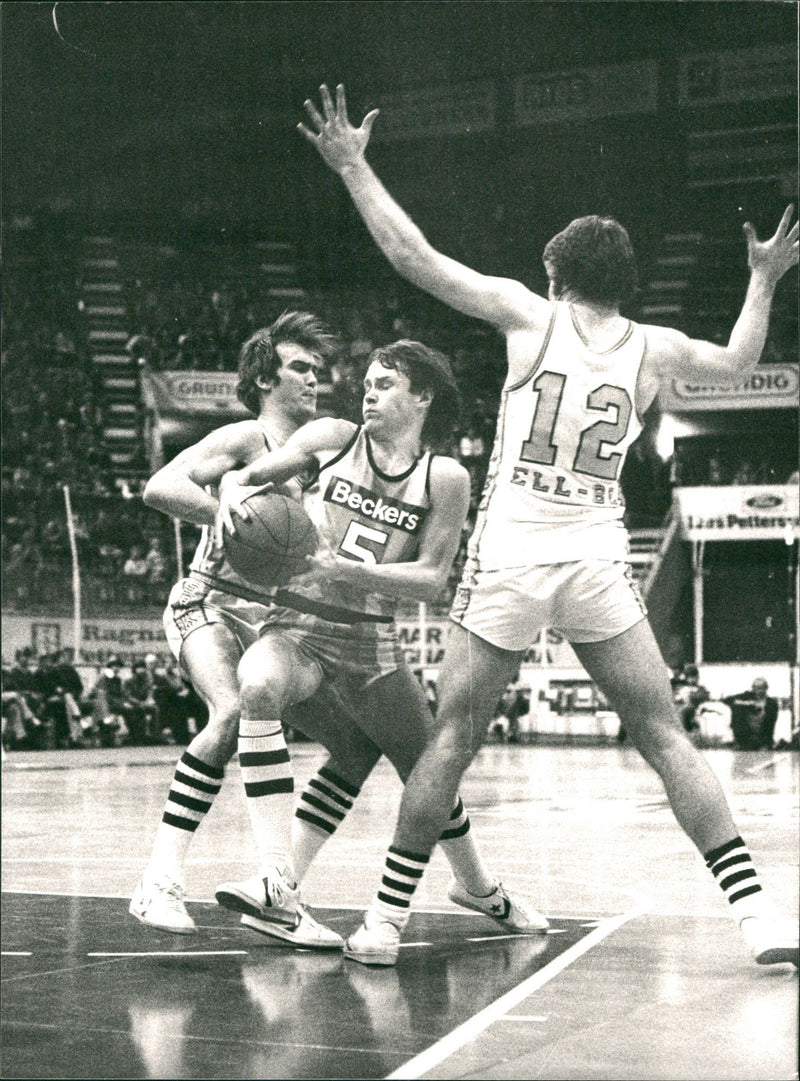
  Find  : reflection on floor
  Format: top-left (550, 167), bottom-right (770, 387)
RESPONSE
top-left (1, 893), bottom-right (595, 1080)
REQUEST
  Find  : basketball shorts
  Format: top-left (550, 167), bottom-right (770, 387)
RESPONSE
top-left (163, 577), bottom-right (275, 668)
top-left (450, 559), bottom-right (648, 652)
top-left (258, 612), bottom-right (406, 690)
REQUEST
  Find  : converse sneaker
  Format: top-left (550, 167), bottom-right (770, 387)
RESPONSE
top-left (344, 910), bottom-right (401, 967)
top-left (447, 878), bottom-right (549, 933)
top-left (129, 875), bottom-right (196, 935)
top-left (215, 867), bottom-right (299, 926)
top-left (240, 906), bottom-right (344, 950)
top-left (739, 916), bottom-right (799, 966)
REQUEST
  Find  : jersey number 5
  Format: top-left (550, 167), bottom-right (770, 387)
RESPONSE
top-left (340, 521), bottom-right (388, 563)
top-left (520, 371), bottom-right (633, 481)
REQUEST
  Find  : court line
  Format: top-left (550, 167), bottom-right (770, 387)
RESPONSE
top-left (1, 952), bottom-right (32, 956)
top-left (385, 904), bottom-right (646, 1081)
top-left (88, 950), bottom-right (248, 957)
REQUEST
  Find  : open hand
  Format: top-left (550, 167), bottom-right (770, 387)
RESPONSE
top-left (743, 205), bottom-right (798, 285)
top-left (298, 84), bottom-right (379, 174)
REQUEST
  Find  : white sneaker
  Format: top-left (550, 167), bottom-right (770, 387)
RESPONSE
top-left (344, 910), bottom-right (401, 967)
top-left (447, 878), bottom-right (549, 933)
top-left (739, 916), bottom-right (799, 966)
top-left (215, 868), bottom-right (299, 926)
top-left (240, 906), bottom-right (344, 950)
top-left (129, 875), bottom-right (196, 935)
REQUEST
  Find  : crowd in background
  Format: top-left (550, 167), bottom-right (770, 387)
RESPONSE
top-left (2, 648), bottom-right (208, 753)
top-left (1, 220), bottom-right (795, 624)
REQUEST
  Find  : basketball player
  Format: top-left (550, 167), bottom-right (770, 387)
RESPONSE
top-left (297, 83), bottom-right (799, 966)
top-left (215, 339), bottom-right (548, 963)
top-left (131, 313), bottom-right (543, 950)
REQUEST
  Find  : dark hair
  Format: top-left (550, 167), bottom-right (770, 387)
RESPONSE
top-left (542, 215), bottom-right (638, 307)
top-left (368, 340), bottom-right (461, 449)
top-left (236, 310), bottom-right (339, 415)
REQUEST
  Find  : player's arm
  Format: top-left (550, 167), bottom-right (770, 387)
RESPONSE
top-left (297, 456), bottom-right (471, 602)
top-left (142, 421), bottom-right (267, 525)
top-left (644, 206), bottom-right (798, 391)
top-left (217, 417), bottom-right (356, 534)
top-left (298, 84), bottom-right (547, 334)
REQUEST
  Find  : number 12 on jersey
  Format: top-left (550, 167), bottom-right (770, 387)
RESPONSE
top-left (519, 371), bottom-right (633, 481)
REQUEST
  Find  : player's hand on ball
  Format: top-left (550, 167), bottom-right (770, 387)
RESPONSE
top-left (298, 83), bottom-right (379, 173)
top-left (216, 474), bottom-right (259, 542)
top-left (290, 546), bottom-right (350, 587)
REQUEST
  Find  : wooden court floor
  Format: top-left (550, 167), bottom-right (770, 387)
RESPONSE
top-left (2, 740), bottom-right (798, 1080)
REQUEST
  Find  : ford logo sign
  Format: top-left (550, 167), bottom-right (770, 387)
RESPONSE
top-left (746, 494), bottom-right (783, 509)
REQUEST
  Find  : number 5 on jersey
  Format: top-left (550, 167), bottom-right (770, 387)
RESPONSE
top-left (341, 521), bottom-right (389, 563)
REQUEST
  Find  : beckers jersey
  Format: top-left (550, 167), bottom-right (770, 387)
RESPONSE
top-left (469, 300), bottom-right (646, 567)
top-left (295, 426), bottom-right (433, 621)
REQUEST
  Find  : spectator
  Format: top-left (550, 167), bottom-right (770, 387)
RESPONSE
top-left (672, 663), bottom-right (710, 737)
top-left (122, 544), bottom-right (149, 604)
top-left (123, 660), bottom-right (161, 745)
top-left (725, 678), bottom-right (780, 751)
top-left (89, 658), bottom-right (129, 747)
top-left (144, 536), bottom-right (169, 602)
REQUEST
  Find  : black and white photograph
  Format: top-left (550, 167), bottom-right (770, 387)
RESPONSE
top-left (2, 2), bottom-right (798, 1078)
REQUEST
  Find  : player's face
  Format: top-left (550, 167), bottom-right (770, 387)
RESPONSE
top-left (362, 360), bottom-right (427, 437)
top-left (271, 342), bottom-right (320, 422)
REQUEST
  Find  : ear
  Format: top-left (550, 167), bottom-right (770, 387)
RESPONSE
top-left (255, 375), bottom-right (273, 391)
top-left (417, 387), bottom-right (433, 407)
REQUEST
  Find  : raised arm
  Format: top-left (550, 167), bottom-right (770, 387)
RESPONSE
top-left (298, 84), bottom-right (545, 333)
top-left (645, 206), bottom-right (798, 392)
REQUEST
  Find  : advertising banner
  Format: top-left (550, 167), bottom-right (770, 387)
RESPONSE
top-left (675, 485), bottom-right (800, 541)
top-left (658, 364), bottom-right (798, 413)
top-left (515, 60), bottom-right (658, 125)
top-left (140, 369), bottom-right (249, 417)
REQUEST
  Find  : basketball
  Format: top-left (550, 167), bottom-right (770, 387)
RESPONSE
top-left (223, 489), bottom-right (318, 589)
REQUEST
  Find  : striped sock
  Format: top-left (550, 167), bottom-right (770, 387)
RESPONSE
top-left (292, 765), bottom-right (361, 882)
top-left (238, 719), bottom-right (295, 875)
top-left (705, 835), bottom-right (764, 921)
top-left (372, 845), bottom-right (430, 929)
top-left (148, 750), bottom-right (224, 880)
top-left (438, 797), bottom-right (496, 897)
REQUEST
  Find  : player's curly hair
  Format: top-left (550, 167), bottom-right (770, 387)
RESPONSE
top-left (236, 311), bottom-right (339, 415)
top-left (369, 340), bottom-right (461, 450)
top-left (543, 215), bottom-right (638, 307)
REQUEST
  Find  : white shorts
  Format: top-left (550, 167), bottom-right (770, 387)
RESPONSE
top-left (163, 577), bottom-right (273, 668)
top-left (450, 559), bottom-right (647, 652)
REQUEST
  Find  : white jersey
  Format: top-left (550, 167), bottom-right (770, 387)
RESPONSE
top-left (469, 301), bottom-right (646, 567)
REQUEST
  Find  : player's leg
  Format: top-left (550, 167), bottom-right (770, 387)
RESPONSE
top-left (215, 630), bottom-right (322, 926)
top-left (130, 622), bottom-right (242, 934)
top-left (344, 659), bottom-right (547, 964)
top-left (572, 619), bottom-right (798, 966)
top-left (346, 625), bottom-right (524, 965)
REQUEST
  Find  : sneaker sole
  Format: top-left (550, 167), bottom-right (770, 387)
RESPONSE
top-left (344, 946), bottom-right (398, 967)
top-left (241, 914), bottom-right (343, 950)
top-left (215, 886), bottom-right (296, 926)
top-left (754, 945), bottom-right (799, 966)
top-left (129, 905), bottom-right (196, 935)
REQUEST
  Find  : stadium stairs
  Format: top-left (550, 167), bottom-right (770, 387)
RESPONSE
top-left (79, 236), bottom-right (142, 480)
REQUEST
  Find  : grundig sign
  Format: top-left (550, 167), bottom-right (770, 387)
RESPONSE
top-left (659, 365), bottom-right (798, 412)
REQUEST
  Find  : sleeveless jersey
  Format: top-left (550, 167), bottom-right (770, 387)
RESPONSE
top-left (469, 301), bottom-right (646, 567)
top-left (293, 427), bottom-right (433, 621)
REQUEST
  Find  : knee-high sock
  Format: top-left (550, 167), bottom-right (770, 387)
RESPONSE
top-left (238, 719), bottom-right (295, 878)
top-left (438, 796), bottom-right (496, 896)
top-left (292, 765), bottom-right (361, 883)
top-left (148, 750), bottom-right (224, 881)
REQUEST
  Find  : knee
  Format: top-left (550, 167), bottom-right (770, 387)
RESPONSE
top-left (203, 702), bottom-right (240, 756)
top-left (239, 676), bottom-right (285, 719)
